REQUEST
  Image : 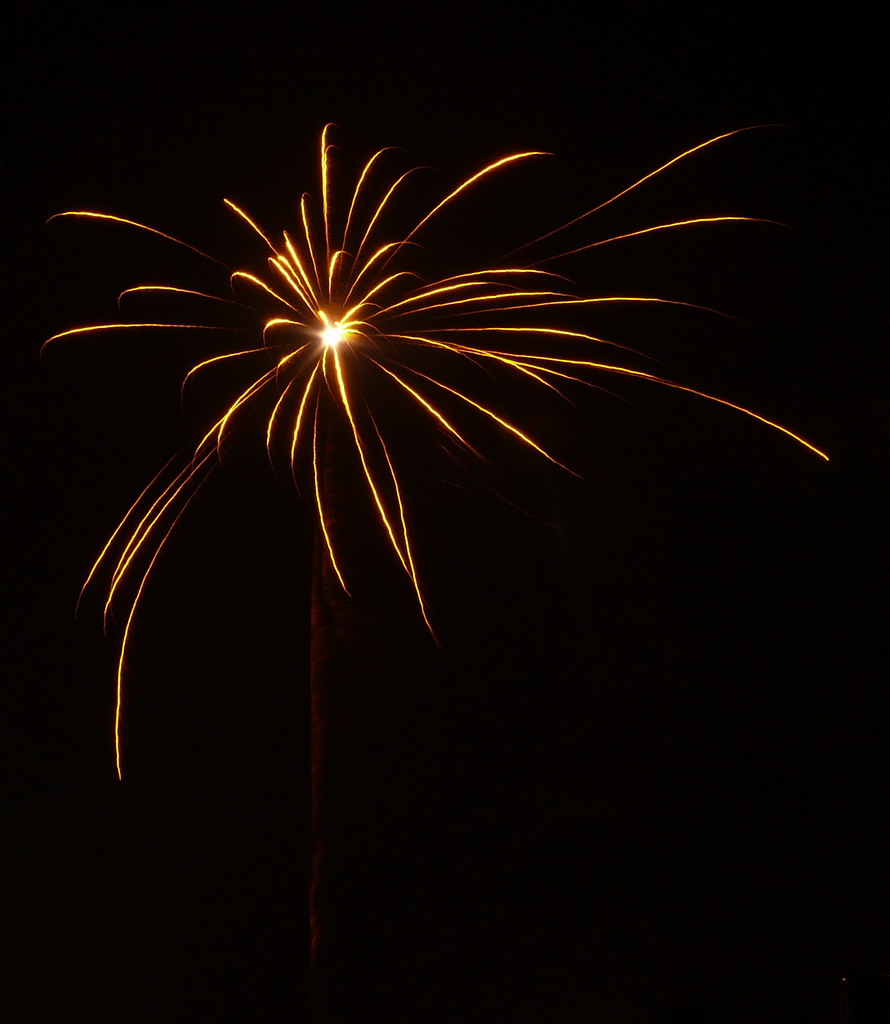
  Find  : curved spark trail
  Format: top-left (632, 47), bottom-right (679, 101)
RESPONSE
top-left (44, 125), bottom-right (828, 777)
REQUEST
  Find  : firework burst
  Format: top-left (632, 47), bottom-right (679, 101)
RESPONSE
top-left (44, 124), bottom-right (828, 778)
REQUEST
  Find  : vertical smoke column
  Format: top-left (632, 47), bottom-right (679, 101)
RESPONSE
top-left (307, 399), bottom-right (387, 1023)
top-left (307, 403), bottom-right (344, 1023)
top-left (306, 386), bottom-right (444, 1022)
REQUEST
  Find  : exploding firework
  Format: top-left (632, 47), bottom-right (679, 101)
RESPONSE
top-left (44, 125), bottom-right (828, 778)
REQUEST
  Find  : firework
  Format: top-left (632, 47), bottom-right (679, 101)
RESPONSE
top-left (44, 125), bottom-right (828, 778)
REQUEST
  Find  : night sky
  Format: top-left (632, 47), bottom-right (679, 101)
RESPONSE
top-left (5, 5), bottom-right (886, 1023)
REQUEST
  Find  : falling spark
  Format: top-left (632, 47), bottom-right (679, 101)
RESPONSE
top-left (44, 124), bottom-right (828, 778)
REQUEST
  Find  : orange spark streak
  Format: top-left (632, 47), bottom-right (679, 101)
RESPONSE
top-left (118, 285), bottom-right (241, 307)
top-left (47, 211), bottom-right (226, 266)
top-left (41, 322), bottom-right (236, 353)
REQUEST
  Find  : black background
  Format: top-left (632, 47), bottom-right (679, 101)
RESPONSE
top-left (5, 4), bottom-right (885, 1022)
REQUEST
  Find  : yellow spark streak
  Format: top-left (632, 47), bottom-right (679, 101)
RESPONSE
top-left (434, 295), bottom-right (736, 320)
top-left (319, 343), bottom-right (332, 390)
top-left (341, 148), bottom-right (394, 254)
top-left (585, 128), bottom-right (772, 216)
top-left (283, 234), bottom-right (320, 304)
top-left (446, 348), bottom-right (829, 460)
top-left (328, 250), bottom-right (346, 297)
top-left (391, 329), bottom-right (587, 396)
top-left (321, 123), bottom-right (334, 259)
top-left (77, 455), bottom-right (182, 612)
top-left (271, 255), bottom-right (317, 310)
top-left (598, 364), bottom-right (831, 460)
top-left (182, 348), bottom-right (272, 403)
top-left (423, 325), bottom-right (615, 341)
top-left (106, 351), bottom-right (297, 624)
top-left (342, 241), bottom-right (406, 306)
top-left (230, 270), bottom-right (301, 312)
top-left (211, 364), bottom-right (283, 454)
top-left (104, 451), bottom-right (212, 619)
top-left (265, 349), bottom-right (315, 456)
top-left (224, 199), bottom-right (278, 253)
top-left (183, 348), bottom-right (270, 390)
top-left (264, 317), bottom-right (311, 338)
top-left (487, 358), bottom-right (572, 394)
top-left (351, 170), bottom-right (421, 278)
top-left (291, 363), bottom-right (320, 471)
top-left (404, 151), bottom-right (548, 242)
top-left (457, 346), bottom-right (580, 393)
top-left (384, 288), bottom-right (571, 318)
top-left (300, 194), bottom-right (324, 301)
top-left (312, 399), bottom-right (349, 593)
top-left (413, 325), bottom-right (644, 361)
top-left (113, 455), bottom-right (216, 778)
top-left (343, 271), bottom-right (419, 320)
top-left (434, 267), bottom-right (570, 285)
top-left (378, 280), bottom-right (516, 316)
top-left (396, 330), bottom-right (633, 383)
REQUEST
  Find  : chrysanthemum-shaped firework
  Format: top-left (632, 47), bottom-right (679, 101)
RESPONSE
top-left (44, 125), bottom-right (827, 777)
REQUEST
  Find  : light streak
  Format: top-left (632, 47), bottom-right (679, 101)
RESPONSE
top-left (44, 125), bottom-right (828, 777)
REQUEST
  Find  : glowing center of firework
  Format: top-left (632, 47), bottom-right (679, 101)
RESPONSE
top-left (321, 323), bottom-right (345, 346)
top-left (319, 312), bottom-right (350, 347)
